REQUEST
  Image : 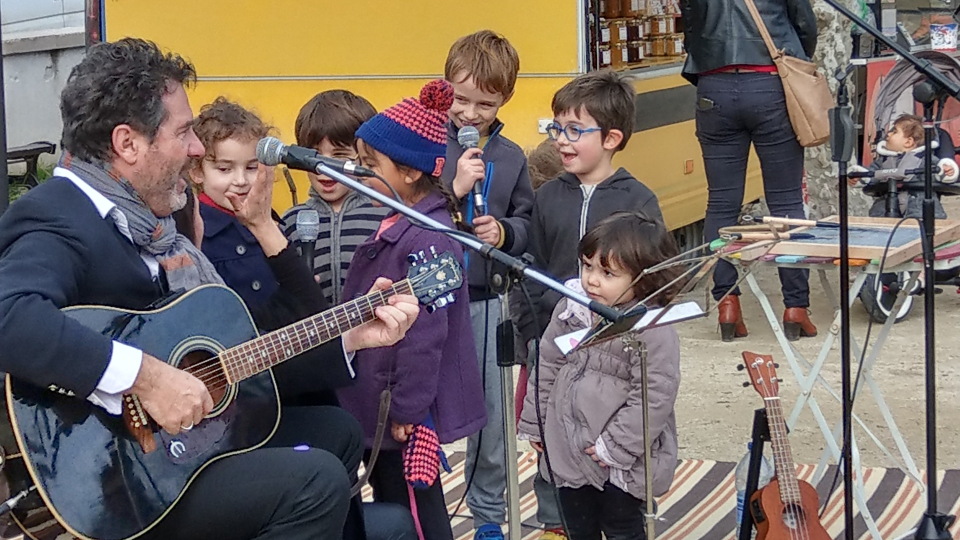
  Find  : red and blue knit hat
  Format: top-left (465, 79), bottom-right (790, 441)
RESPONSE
top-left (356, 79), bottom-right (453, 177)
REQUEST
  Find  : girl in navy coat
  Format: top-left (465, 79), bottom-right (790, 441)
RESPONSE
top-left (337, 80), bottom-right (486, 540)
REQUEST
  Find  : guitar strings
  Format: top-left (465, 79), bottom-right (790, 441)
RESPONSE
top-left (758, 371), bottom-right (811, 540)
top-left (182, 278), bottom-right (416, 382)
top-left (179, 268), bottom-right (440, 386)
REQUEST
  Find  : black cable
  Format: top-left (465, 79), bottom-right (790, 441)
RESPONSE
top-left (819, 216), bottom-right (917, 518)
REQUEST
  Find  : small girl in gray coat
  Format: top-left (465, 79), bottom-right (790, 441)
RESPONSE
top-left (518, 212), bottom-right (682, 540)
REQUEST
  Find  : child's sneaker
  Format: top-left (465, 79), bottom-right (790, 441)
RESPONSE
top-left (540, 528), bottom-right (567, 540)
top-left (474, 523), bottom-right (504, 540)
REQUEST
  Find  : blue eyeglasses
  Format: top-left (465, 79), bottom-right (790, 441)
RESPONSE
top-left (546, 122), bottom-right (603, 142)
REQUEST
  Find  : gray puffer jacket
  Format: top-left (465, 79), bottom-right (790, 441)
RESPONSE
top-left (518, 280), bottom-right (680, 500)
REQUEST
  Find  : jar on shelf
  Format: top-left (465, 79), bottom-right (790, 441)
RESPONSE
top-left (652, 36), bottom-right (667, 57)
top-left (652, 15), bottom-right (669, 35)
top-left (628, 40), bottom-right (645, 63)
top-left (642, 38), bottom-right (653, 57)
top-left (610, 19), bottom-right (628, 45)
top-left (599, 20), bottom-right (611, 45)
top-left (611, 42), bottom-right (629, 69)
top-left (598, 45), bottom-right (612, 68)
top-left (602, 0), bottom-right (621, 19)
top-left (667, 33), bottom-right (684, 56)
top-left (643, 17), bottom-right (653, 37)
top-left (621, 0), bottom-right (643, 18)
top-left (626, 18), bottom-right (642, 41)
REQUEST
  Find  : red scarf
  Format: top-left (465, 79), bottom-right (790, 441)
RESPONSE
top-left (198, 192), bottom-right (235, 216)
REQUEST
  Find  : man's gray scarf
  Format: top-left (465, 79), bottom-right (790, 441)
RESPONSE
top-left (61, 154), bottom-right (223, 291)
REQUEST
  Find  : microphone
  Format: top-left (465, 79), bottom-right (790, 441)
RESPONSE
top-left (457, 126), bottom-right (485, 216)
top-left (257, 137), bottom-right (377, 178)
top-left (295, 209), bottom-right (320, 273)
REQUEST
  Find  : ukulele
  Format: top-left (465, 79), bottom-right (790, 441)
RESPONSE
top-left (6, 251), bottom-right (462, 540)
top-left (741, 351), bottom-right (830, 540)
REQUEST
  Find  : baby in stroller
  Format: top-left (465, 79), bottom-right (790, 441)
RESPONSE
top-left (850, 113), bottom-right (959, 219)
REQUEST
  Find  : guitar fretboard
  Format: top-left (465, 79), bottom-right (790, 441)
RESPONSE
top-left (764, 396), bottom-right (802, 505)
top-left (218, 280), bottom-right (414, 383)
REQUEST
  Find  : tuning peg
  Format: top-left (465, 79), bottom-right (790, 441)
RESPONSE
top-left (774, 363), bottom-right (780, 369)
top-left (426, 304), bottom-right (437, 314)
top-left (430, 246), bottom-right (438, 258)
top-left (444, 293), bottom-right (455, 304)
top-left (408, 253), bottom-right (420, 265)
top-left (742, 382), bottom-right (751, 388)
top-left (736, 364), bottom-right (745, 371)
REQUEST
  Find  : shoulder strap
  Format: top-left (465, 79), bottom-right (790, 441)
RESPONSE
top-left (741, 0), bottom-right (782, 60)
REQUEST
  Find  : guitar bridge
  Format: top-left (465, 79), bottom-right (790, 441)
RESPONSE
top-left (122, 394), bottom-right (157, 454)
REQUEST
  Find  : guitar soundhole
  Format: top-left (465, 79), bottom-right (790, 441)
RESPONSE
top-left (179, 350), bottom-right (228, 407)
top-left (782, 504), bottom-right (805, 530)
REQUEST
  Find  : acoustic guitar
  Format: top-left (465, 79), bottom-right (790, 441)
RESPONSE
top-left (741, 351), bottom-right (830, 540)
top-left (6, 251), bottom-right (463, 540)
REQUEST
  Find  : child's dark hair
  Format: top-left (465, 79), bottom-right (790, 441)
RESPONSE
top-left (295, 90), bottom-right (376, 150)
top-left (893, 114), bottom-right (924, 145)
top-left (552, 69), bottom-right (635, 151)
top-left (527, 139), bottom-right (563, 190)
top-left (578, 212), bottom-right (682, 306)
top-left (192, 97), bottom-right (272, 168)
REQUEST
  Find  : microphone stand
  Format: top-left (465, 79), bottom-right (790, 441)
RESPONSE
top-left (313, 163), bottom-right (624, 325)
top-left (822, 2), bottom-right (958, 538)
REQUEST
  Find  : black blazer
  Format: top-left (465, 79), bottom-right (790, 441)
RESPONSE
top-left (0, 178), bottom-right (163, 397)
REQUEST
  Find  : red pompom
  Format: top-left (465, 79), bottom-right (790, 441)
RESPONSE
top-left (419, 79), bottom-right (454, 112)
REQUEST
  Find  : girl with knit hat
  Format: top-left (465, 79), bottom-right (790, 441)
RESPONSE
top-left (337, 80), bottom-right (487, 540)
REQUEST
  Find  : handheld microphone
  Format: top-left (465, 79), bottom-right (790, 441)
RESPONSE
top-left (295, 209), bottom-right (320, 273)
top-left (457, 126), bottom-right (486, 216)
top-left (257, 137), bottom-right (377, 178)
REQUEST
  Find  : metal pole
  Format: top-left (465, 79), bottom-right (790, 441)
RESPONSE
top-left (499, 289), bottom-right (521, 540)
top-left (0, 0), bottom-right (9, 216)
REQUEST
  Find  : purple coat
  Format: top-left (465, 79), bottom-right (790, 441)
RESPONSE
top-left (337, 192), bottom-right (487, 448)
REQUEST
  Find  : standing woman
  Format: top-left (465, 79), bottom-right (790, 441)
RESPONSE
top-left (681, 0), bottom-right (820, 342)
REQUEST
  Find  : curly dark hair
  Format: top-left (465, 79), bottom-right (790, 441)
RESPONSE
top-left (192, 97), bottom-right (272, 163)
top-left (60, 38), bottom-right (197, 162)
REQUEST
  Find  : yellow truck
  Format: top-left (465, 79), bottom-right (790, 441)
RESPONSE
top-left (101, 0), bottom-right (762, 248)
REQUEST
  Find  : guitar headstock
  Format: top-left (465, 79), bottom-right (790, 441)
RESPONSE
top-left (406, 248), bottom-right (464, 312)
top-left (740, 351), bottom-right (780, 400)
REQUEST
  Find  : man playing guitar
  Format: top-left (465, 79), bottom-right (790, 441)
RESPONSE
top-left (0, 38), bottom-right (420, 540)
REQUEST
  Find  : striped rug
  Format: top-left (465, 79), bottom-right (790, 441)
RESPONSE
top-left (362, 452), bottom-right (960, 540)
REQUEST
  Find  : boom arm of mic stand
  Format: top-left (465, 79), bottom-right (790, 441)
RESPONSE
top-left (313, 163), bottom-right (625, 325)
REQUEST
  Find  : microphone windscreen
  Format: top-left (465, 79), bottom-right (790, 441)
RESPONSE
top-left (257, 137), bottom-right (285, 166)
top-left (296, 209), bottom-right (321, 242)
top-left (457, 126), bottom-right (481, 150)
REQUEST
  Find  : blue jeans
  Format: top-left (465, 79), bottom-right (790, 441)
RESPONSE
top-left (695, 72), bottom-right (810, 308)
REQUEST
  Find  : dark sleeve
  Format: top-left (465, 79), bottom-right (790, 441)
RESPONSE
top-left (516, 195), bottom-right (556, 343)
top-left (499, 159), bottom-right (534, 255)
top-left (638, 189), bottom-right (665, 225)
top-left (786, 0), bottom-right (818, 58)
top-left (247, 243), bottom-right (353, 398)
top-left (0, 196), bottom-right (111, 398)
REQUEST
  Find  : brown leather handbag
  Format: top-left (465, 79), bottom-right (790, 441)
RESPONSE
top-left (743, 0), bottom-right (833, 147)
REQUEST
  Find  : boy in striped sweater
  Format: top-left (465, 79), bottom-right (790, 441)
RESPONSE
top-left (282, 90), bottom-right (389, 305)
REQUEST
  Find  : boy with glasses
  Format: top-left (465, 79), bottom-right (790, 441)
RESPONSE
top-left (516, 70), bottom-right (664, 539)
top-left (282, 90), bottom-right (389, 307)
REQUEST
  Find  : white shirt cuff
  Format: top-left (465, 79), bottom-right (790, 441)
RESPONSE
top-left (594, 435), bottom-right (626, 469)
top-left (343, 342), bottom-right (356, 379)
top-left (87, 341), bottom-right (142, 415)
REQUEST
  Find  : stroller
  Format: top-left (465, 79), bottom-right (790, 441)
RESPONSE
top-left (857, 50), bottom-right (960, 323)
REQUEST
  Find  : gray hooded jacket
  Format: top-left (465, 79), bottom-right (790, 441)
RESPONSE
top-left (518, 280), bottom-right (680, 500)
